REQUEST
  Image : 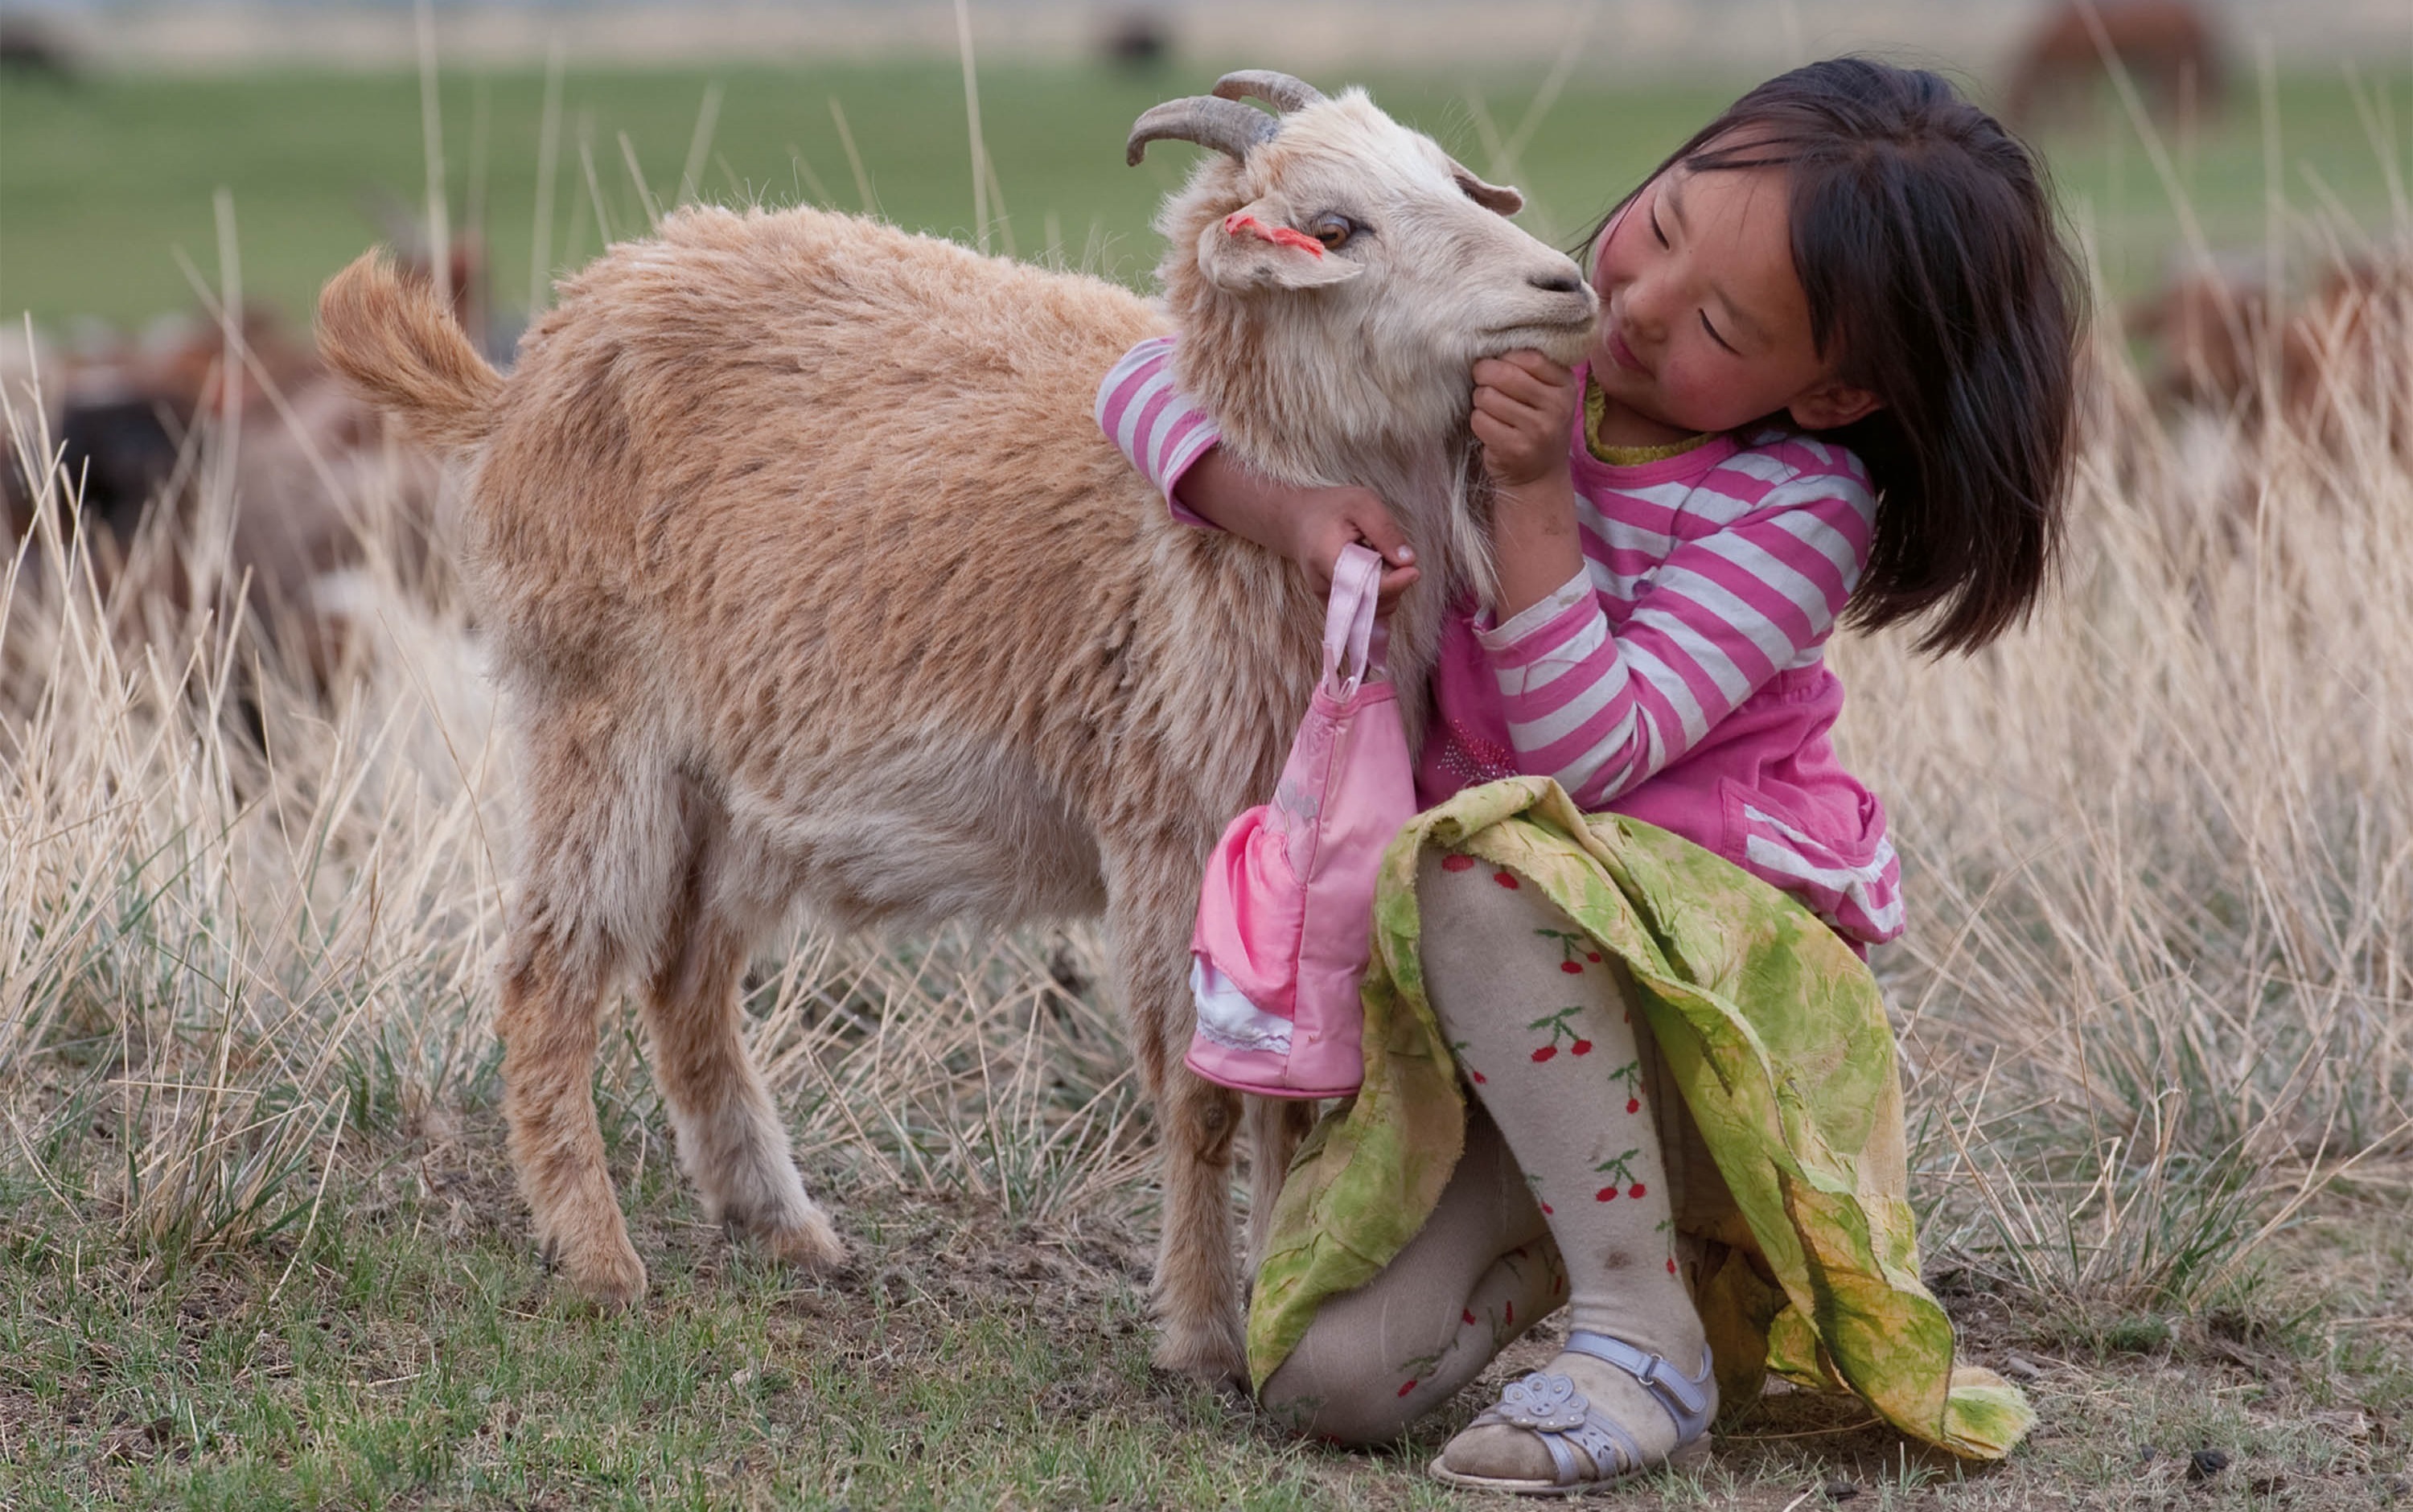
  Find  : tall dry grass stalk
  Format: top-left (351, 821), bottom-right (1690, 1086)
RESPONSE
top-left (0, 240), bottom-right (2404, 1313)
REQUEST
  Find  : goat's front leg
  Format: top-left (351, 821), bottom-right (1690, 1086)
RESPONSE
top-left (1108, 849), bottom-right (1248, 1384)
top-left (1244, 1095), bottom-right (1317, 1271)
top-left (1153, 1061), bottom-right (1248, 1381)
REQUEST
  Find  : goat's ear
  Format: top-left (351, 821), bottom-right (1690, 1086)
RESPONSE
top-left (1448, 161), bottom-right (1525, 217)
top-left (1195, 207), bottom-right (1366, 293)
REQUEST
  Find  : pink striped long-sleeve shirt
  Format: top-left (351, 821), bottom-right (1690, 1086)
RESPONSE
top-left (1097, 336), bottom-right (1904, 945)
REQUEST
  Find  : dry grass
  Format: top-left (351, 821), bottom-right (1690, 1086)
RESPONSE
top-left (1, 216), bottom-right (2408, 1505)
top-left (1840, 281), bottom-right (2413, 1315)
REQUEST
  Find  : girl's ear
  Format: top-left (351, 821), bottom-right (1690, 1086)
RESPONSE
top-left (1787, 380), bottom-right (1882, 431)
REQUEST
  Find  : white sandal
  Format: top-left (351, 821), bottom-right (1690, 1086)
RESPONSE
top-left (1428, 1329), bottom-right (1715, 1495)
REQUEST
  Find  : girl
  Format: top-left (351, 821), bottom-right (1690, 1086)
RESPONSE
top-left (1097, 59), bottom-right (2077, 1491)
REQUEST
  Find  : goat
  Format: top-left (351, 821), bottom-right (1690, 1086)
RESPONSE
top-left (2002, 0), bottom-right (2224, 132)
top-left (315, 71), bottom-right (1596, 1381)
top-left (2283, 258), bottom-right (2413, 453)
top-left (2131, 255), bottom-right (2412, 450)
top-left (4, 299), bottom-right (447, 696)
top-left (2127, 265), bottom-right (2285, 416)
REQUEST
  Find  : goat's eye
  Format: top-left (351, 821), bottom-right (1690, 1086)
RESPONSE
top-left (1308, 214), bottom-right (1357, 251)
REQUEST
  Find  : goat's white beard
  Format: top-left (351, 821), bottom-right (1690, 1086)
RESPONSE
top-left (1445, 439), bottom-right (1500, 614)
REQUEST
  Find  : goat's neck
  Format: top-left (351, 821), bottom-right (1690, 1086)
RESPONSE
top-left (1168, 302), bottom-right (1490, 748)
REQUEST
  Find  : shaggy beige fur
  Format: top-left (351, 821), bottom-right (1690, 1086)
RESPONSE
top-left (315, 78), bottom-right (1594, 1381)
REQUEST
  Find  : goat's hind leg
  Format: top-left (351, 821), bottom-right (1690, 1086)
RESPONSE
top-left (641, 861), bottom-right (843, 1272)
top-left (498, 723), bottom-right (682, 1308)
top-left (499, 921), bottom-right (647, 1307)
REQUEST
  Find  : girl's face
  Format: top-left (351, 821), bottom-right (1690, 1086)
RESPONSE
top-left (1589, 159), bottom-right (1877, 439)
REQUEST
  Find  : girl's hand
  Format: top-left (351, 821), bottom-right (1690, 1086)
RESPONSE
top-left (1472, 351), bottom-right (1577, 489)
top-left (1474, 351), bottom-right (1586, 622)
top-left (1172, 448), bottom-right (1421, 608)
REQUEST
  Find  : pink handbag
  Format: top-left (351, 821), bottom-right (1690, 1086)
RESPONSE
top-left (1186, 544), bottom-right (1417, 1099)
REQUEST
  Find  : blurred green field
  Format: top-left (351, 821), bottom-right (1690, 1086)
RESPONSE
top-left (2, 57), bottom-right (2407, 331)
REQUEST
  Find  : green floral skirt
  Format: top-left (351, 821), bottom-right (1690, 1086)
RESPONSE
top-left (1247, 776), bottom-right (2030, 1461)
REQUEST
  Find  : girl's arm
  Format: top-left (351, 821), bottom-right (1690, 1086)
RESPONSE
top-left (1470, 353), bottom-right (1589, 623)
top-left (1473, 354), bottom-right (1876, 810)
top-left (1096, 336), bottom-right (1419, 598)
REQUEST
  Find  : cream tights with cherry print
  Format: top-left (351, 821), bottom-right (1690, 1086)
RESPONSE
top-left (1416, 844), bottom-right (1715, 1488)
top-left (1258, 1105), bottom-right (1569, 1446)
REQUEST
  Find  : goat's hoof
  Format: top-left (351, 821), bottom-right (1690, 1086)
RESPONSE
top-left (549, 1235), bottom-right (648, 1309)
top-left (738, 1204), bottom-right (849, 1273)
top-left (1151, 1318), bottom-right (1248, 1387)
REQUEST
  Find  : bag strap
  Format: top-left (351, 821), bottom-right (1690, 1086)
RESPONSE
top-left (1322, 542), bottom-right (1386, 696)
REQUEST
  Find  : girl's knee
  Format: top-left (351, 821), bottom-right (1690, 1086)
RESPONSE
top-left (1259, 1356), bottom-right (1419, 1448)
top-left (1259, 1285), bottom-right (1455, 1447)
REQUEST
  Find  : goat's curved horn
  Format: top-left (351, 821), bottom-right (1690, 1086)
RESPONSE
top-left (1125, 96), bottom-right (1280, 166)
top-left (1212, 70), bottom-right (1327, 113)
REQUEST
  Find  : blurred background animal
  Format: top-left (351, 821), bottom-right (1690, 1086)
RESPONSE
top-left (2002, 0), bottom-right (2226, 131)
top-left (4, 244), bottom-right (476, 696)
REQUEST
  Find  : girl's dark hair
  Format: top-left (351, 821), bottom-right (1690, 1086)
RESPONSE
top-left (1580, 58), bottom-right (2081, 654)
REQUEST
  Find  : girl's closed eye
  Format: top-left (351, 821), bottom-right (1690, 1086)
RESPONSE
top-left (1622, 179), bottom-right (1757, 373)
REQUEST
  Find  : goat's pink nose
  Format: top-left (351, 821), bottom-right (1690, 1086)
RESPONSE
top-left (1528, 270), bottom-right (1583, 295)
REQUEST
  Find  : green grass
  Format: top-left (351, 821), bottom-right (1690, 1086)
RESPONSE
top-left (0, 1128), bottom-right (1472, 1510)
top-left (2, 60), bottom-right (2406, 329)
top-left (2, 1138), bottom-right (2403, 1510)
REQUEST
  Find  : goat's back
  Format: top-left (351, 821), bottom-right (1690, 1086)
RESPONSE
top-left (477, 205), bottom-right (1160, 686)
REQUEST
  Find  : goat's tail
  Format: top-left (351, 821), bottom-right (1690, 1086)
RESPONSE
top-left (316, 249), bottom-right (503, 455)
